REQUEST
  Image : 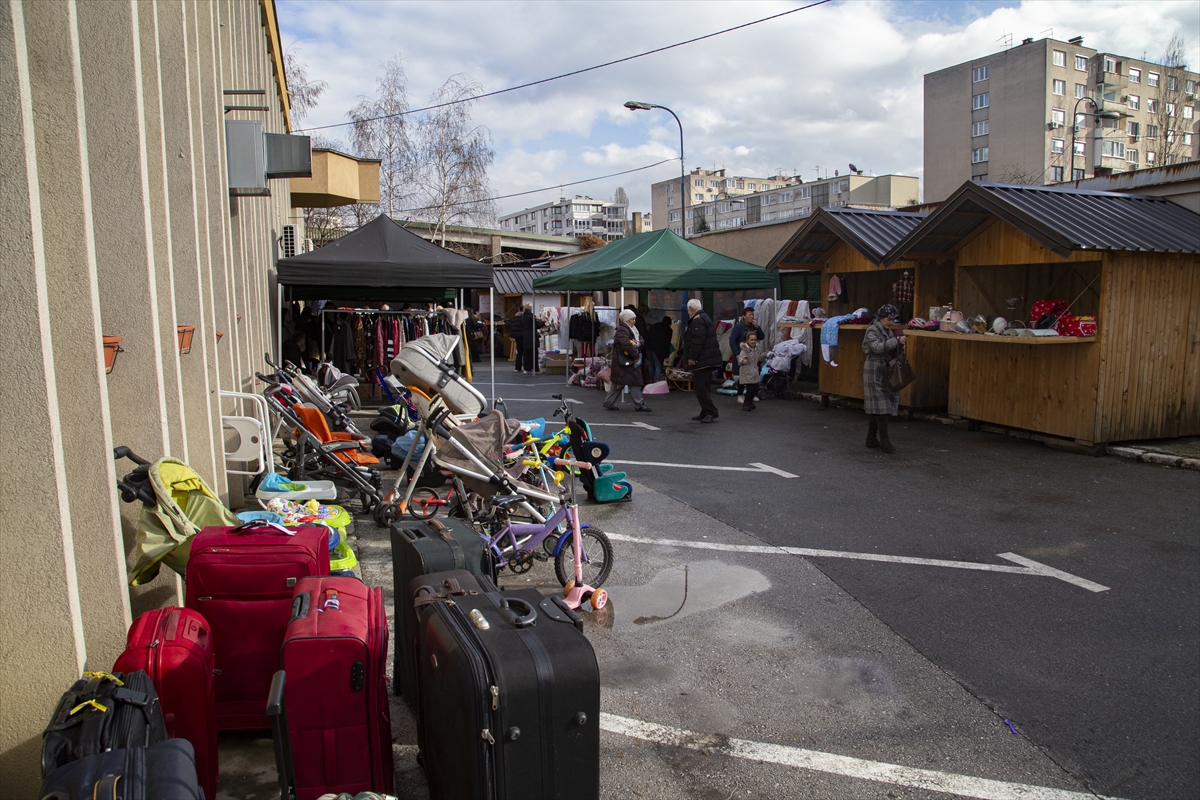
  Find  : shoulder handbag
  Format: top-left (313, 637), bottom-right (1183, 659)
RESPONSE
top-left (887, 353), bottom-right (917, 391)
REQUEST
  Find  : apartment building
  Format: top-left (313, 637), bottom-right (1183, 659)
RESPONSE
top-left (924, 36), bottom-right (1199, 202)
top-left (651, 168), bottom-right (799, 236)
top-left (684, 173), bottom-right (919, 235)
top-left (498, 196), bottom-right (628, 241)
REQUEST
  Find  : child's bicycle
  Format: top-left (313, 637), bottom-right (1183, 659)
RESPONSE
top-left (478, 456), bottom-right (612, 611)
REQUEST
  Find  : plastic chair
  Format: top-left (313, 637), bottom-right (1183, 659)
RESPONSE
top-left (222, 416), bottom-right (266, 476)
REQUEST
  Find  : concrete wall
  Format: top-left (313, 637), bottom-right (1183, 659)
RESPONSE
top-left (0, 1), bottom-right (291, 794)
top-left (689, 218), bottom-right (805, 266)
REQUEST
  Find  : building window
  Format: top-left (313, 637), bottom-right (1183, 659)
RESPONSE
top-left (1074, 140), bottom-right (1086, 155)
top-left (1128, 95), bottom-right (1139, 110)
top-left (1147, 98), bottom-right (1157, 113)
top-left (970, 174), bottom-right (987, 183)
top-left (685, 209), bottom-right (692, 219)
top-left (1128, 121), bottom-right (1140, 136)
top-left (1075, 83), bottom-right (1086, 99)
top-left (1051, 138), bottom-right (1065, 153)
top-left (1073, 168), bottom-right (1085, 179)
top-left (1053, 49), bottom-right (1066, 67)
top-left (972, 147), bottom-right (989, 163)
top-left (1148, 72), bottom-right (1159, 87)
top-left (554, 221), bottom-right (562, 228)
top-left (1127, 149), bottom-right (1139, 164)
top-left (1051, 108), bottom-right (1066, 126)
top-left (1167, 75), bottom-right (1178, 91)
top-left (667, 196), bottom-right (674, 207)
top-left (972, 120), bottom-right (989, 137)
top-left (1147, 124), bottom-right (1158, 139)
top-left (1185, 132), bottom-right (1194, 146)
top-left (1053, 79), bottom-right (1066, 96)
top-left (1104, 56), bottom-right (1117, 74)
top-left (1128, 68), bottom-right (1140, 83)
top-left (747, 183), bottom-right (756, 191)
top-left (972, 65), bottom-right (990, 82)
top-left (1146, 151), bottom-right (1156, 164)
top-left (1166, 102), bottom-right (1176, 117)
top-left (1075, 54), bottom-right (1088, 71)
top-left (972, 92), bottom-right (989, 109)
top-left (1187, 80), bottom-right (1197, 93)
top-left (1075, 113), bottom-right (1087, 130)
top-left (1100, 140), bottom-right (1126, 158)
top-left (1051, 166), bottom-right (1064, 181)
top-left (669, 211), bottom-right (681, 222)
top-left (1184, 105), bottom-right (1195, 120)
top-left (684, 226), bottom-right (692, 235)
top-left (695, 193), bottom-right (703, 201)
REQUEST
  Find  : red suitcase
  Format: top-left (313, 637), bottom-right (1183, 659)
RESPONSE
top-left (185, 522), bottom-right (330, 730)
top-left (112, 607), bottom-right (218, 800)
top-left (281, 577), bottom-right (393, 800)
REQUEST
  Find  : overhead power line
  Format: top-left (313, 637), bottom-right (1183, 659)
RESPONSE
top-left (295, 0), bottom-right (832, 133)
top-left (392, 157), bottom-right (679, 215)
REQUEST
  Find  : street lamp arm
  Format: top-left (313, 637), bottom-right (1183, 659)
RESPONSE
top-left (626, 100), bottom-right (686, 236)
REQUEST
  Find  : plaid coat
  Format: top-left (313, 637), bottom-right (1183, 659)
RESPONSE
top-left (861, 320), bottom-right (900, 416)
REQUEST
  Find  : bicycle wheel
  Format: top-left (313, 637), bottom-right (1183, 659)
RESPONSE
top-left (407, 487), bottom-right (440, 519)
top-left (554, 525), bottom-right (613, 589)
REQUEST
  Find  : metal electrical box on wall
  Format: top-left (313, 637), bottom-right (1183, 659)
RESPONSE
top-left (265, 133), bottom-right (312, 179)
top-left (226, 120), bottom-right (267, 192)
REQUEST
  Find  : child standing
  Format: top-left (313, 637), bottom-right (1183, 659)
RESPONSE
top-left (737, 332), bottom-right (766, 411)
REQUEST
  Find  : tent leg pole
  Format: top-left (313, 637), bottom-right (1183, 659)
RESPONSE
top-left (565, 291), bottom-right (571, 386)
top-left (489, 287), bottom-right (495, 409)
top-left (320, 309), bottom-right (325, 363)
top-left (276, 283), bottom-right (283, 365)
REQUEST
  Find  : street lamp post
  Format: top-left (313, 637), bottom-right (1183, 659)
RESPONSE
top-left (1069, 95), bottom-right (1123, 182)
top-left (625, 101), bottom-right (685, 235)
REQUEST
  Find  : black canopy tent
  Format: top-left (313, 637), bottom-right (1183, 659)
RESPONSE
top-left (275, 215), bottom-right (499, 402)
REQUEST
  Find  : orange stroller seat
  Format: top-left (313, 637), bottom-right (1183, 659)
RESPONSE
top-left (292, 404), bottom-right (379, 467)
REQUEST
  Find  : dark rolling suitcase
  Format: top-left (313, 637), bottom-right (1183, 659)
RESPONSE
top-left (281, 576), bottom-right (394, 800)
top-left (185, 522), bottom-right (330, 730)
top-left (413, 573), bottom-right (600, 800)
top-left (112, 607), bottom-right (218, 800)
top-left (41, 670), bottom-right (168, 779)
top-left (38, 738), bottom-right (203, 800)
top-left (390, 517), bottom-right (492, 704)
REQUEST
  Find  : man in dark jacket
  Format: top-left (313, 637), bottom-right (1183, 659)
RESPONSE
top-left (729, 306), bottom-right (765, 398)
top-left (644, 316), bottom-right (673, 383)
top-left (509, 304), bottom-right (542, 373)
top-left (683, 299), bottom-right (722, 422)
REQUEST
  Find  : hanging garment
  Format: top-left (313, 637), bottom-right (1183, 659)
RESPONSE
top-left (827, 275), bottom-right (842, 302)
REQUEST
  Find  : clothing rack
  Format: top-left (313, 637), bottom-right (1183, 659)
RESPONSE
top-left (318, 307), bottom-right (443, 361)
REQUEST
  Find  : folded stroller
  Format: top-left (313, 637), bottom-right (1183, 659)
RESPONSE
top-left (390, 334), bottom-right (486, 416)
top-left (114, 447), bottom-right (239, 585)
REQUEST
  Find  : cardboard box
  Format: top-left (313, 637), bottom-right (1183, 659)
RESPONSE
top-left (543, 353), bottom-right (568, 374)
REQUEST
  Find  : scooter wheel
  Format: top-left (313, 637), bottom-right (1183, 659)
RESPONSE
top-left (589, 589), bottom-right (608, 610)
top-left (562, 580), bottom-right (576, 598)
top-left (374, 502), bottom-right (400, 527)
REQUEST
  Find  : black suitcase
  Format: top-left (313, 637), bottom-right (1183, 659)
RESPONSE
top-left (38, 738), bottom-right (203, 800)
top-left (413, 572), bottom-right (600, 800)
top-left (42, 671), bottom-right (168, 778)
top-left (390, 517), bottom-right (493, 703)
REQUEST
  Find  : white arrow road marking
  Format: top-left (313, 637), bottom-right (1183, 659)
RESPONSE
top-left (600, 713), bottom-right (1114, 800)
top-left (607, 460), bottom-right (798, 477)
top-left (607, 534), bottom-right (1110, 593)
top-left (585, 421), bottom-right (661, 431)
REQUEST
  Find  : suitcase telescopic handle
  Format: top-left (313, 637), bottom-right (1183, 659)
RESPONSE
top-left (499, 597), bottom-right (537, 629)
top-left (290, 593), bottom-right (310, 622)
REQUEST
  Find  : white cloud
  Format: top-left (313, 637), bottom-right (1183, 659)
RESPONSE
top-left (280, 0), bottom-right (1199, 216)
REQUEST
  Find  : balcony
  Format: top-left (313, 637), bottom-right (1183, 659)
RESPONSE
top-left (290, 148), bottom-right (382, 208)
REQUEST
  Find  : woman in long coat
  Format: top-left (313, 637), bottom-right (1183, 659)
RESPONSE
top-left (604, 309), bottom-right (651, 412)
top-left (862, 303), bottom-right (906, 452)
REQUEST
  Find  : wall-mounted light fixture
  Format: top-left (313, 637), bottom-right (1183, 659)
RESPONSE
top-left (177, 325), bottom-right (195, 354)
top-left (103, 336), bottom-right (123, 374)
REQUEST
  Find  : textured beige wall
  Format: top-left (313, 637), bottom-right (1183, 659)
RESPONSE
top-left (0, 1), bottom-right (293, 793)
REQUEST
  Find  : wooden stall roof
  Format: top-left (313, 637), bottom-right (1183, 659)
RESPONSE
top-left (884, 181), bottom-right (1200, 265)
top-left (767, 207), bottom-right (927, 270)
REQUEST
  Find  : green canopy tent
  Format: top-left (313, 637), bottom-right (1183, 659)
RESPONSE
top-left (532, 229), bottom-right (776, 293)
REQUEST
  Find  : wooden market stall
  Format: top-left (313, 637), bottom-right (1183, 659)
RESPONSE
top-left (767, 207), bottom-right (952, 408)
top-left (883, 181), bottom-right (1200, 444)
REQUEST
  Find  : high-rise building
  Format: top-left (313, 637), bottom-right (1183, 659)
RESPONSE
top-left (924, 36), bottom-right (1199, 202)
top-left (497, 196), bottom-right (628, 241)
top-left (651, 168), bottom-right (799, 236)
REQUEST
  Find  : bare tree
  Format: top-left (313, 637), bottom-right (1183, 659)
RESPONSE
top-left (994, 163), bottom-right (1048, 184)
top-left (410, 76), bottom-right (496, 245)
top-left (284, 46), bottom-right (328, 128)
top-left (1151, 34), bottom-right (1194, 166)
top-left (349, 56), bottom-right (416, 219)
top-left (613, 186), bottom-right (630, 237)
top-left (577, 233), bottom-right (607, 250)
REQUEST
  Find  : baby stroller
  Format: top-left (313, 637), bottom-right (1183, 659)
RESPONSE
top-left (390, 334), bottom-right (486, 416)
top-left (263, 354), bottom-right (364, 438)
top-left (760, 340), bottom-right (806, 399)
top-left (114, 447), bottom-right (239, 585)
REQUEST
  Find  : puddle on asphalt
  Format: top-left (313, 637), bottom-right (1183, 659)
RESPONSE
top-left (603, 560), bottom-right (770, 633)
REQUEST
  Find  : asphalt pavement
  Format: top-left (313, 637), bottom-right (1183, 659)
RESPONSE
top-left (480, 365), bottom-right (1199, 800)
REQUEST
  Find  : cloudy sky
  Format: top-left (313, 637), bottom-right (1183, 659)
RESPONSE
top-left (279, 0), bottom-right (1198, 218)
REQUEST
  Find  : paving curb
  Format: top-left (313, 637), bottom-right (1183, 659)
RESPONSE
top-left (794, 390), bottom-right (1200, 470)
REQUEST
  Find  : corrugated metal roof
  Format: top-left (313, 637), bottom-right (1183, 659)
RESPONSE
top-left (768, 207), bottom-right (926, 269)
top-left (493, 266), bottom-right (556, 294)
top-left (886, 182), bottom-right (1200, 264)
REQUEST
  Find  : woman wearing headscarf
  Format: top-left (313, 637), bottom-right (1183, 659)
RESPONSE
top-left (862, 303), bottom-right (906, 453)
top-left (604, 309), bottom-right (651, 412)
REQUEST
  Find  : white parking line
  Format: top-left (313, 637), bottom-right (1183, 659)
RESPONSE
top-left (586, 421), bottom-right (661, 431)
top-left (607, 534), bottom-right (1110, 593)
top-left (495, 397), bottom-right (583, 404)
top-left (600, 713), bottom-right (1110, 800)
top-left (607, 460), bottom-right (798, 478)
